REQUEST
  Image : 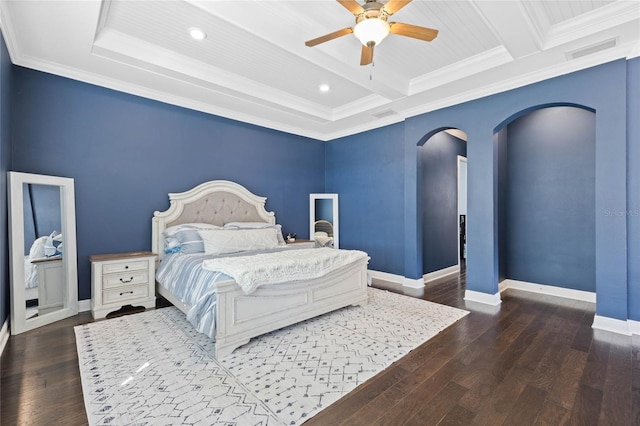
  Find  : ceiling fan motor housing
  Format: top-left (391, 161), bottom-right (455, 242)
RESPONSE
top-left (356, 1), bottom-right (387, 24)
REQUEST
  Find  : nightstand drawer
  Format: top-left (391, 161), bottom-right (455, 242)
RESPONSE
top-left (102, 285), bottom-right (149, 304)
top-left (102, 260), bottom-right (149, 274)
top-left (102, 270), bottom-right (149, 289)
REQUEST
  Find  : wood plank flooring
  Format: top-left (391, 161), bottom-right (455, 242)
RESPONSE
top-left (1, 271), bottom-right (638, 425)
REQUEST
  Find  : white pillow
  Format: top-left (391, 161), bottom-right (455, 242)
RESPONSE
top-left (164, 223), bottom-right (222, 237)
top-left (223, 222), bottom-right (272, 229)
top-left (198, 228), bottom-right (280, 255)
top-left (223, 222), bottom-right (286, 245)
top-left (28, 236), bottom-right (48, 259)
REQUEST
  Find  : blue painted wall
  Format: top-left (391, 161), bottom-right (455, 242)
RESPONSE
top-left (2, 51), bottom-right (637, 324)
top-left (11, 67), bottom-right (325, 300)
top-left (419, 131), bottom-right (466, 274)
top-left (0, 31), bottom-right (11, 327)
top-left (503, 107), bottom-right (595, 291)
top-left (325, 60), bottom-right (630, 320)
top-left (325, 123), bottom-right (405, 275)
top-left (627, 57), bottom-right (640, 321)
top-left (404, 60), bottom-right (627, 319)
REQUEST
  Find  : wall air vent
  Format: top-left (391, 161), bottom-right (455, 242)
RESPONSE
top-left (372, 109), bottom-right (397, 119)
top-left (567, 38), bottom-right (617, 60)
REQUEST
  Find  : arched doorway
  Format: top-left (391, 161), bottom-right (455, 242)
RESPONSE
top-left (495, 104), bottom-right (596, 294)
top-left (418, 128), bottom-right (468, 282)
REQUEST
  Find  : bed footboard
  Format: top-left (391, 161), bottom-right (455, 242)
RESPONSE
top-left (213, 258), bottom-right (369, 358)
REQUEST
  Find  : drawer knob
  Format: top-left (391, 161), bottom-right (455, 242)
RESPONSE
top-left (119, 290), bottom-right (134, 296)
top-left (125, 265), bottom-right (129, 269)
top-left (120, 277), bottom-right (134, 283)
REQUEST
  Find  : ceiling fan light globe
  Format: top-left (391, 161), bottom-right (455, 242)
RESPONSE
top-left (353, 18), bottom-right (390, 47)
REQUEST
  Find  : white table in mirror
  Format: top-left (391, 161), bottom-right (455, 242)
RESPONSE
top-left (8, 172), bottom-right (78, 334)
top-left (309, 193), bottom-right (339, 249)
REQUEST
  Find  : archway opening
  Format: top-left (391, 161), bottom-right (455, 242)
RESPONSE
top-left (418, 128), bottom-right (468, 280)
top-left (495, 105), bottom-right (596, 293)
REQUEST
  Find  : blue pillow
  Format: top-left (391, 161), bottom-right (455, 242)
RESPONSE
top-left (175, 229), bottom-right (205, 254)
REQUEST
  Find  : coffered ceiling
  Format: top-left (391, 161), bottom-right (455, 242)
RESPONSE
top-left (1, 1), bottom-right (638, 140)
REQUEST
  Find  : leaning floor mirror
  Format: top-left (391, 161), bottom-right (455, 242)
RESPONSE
top-left (8, 172), bottom-right (78, 334)
top-left (309, 193), bottom-right (339, 249)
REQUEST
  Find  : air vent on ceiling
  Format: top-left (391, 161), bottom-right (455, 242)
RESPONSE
top-left (567, 38), bottom-right (617, 60)
top-left (372, 109), bottom-right (397, 119)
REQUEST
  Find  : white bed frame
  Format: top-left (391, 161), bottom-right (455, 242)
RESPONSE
top-left (152, 180), bottom-right (369, 358)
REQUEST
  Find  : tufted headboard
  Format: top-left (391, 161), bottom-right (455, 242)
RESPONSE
top-left (314, 220), bottom-right (333, 237)
top-left (152, 180), bottom-right (275, 259)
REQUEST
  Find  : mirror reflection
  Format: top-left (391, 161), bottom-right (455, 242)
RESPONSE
top-left (23, 183), bottom-right (66, 319)
top-left (8, 171), bottom-right (78, 335)
top-left (309, 194), bottom-right (339, 249)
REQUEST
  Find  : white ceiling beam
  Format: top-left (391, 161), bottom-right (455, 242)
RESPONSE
top-left (470, 0), bottom-right (542, 59)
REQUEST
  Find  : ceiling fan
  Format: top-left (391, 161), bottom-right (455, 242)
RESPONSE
top-left (305, 0), bottom-right (439, 66)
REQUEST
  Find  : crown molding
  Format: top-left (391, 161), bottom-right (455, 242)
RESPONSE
top-left (2, 0), bottom-right (638, 143)
top-left (544, 1), bottom-right (640, 49)
top-left (14, 52), bottom-right (329, 140)
top-left (93, 28), bottom-right (336, 122)
top-left (399, 39), bottom-right (637, 124)
top-left (409, 46), bottom-right (514, 95)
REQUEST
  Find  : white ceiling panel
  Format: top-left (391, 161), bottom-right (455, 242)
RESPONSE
top-left (539, 0), bottom-right (615, 26)
top-left (1, 0), bottom-right (638, 140)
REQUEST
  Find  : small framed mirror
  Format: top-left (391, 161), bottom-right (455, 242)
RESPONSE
top-left (309, 193), bottom-right (339, 249)
top-left (8, 172), bottom-right (78, 334)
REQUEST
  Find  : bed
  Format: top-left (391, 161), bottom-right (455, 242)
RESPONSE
top-left (152, 180), bottom-right (370, 358)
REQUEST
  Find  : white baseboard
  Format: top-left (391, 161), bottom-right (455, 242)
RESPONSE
top-left (367, 270), bottom-right (425, 288)
top-left (403, 277), bottom-right (425, 288)
top-left (368, 266), bottom-right (464, 289)
top-left (500, 279), bottom-right (596, 303)
top-left (629, 320), bottom-right (640, 336)
top-left (0, 318), bottom-right (9, 357)
top-left (367, 270), bottom-right (404, 285)
top-left (423, 265), bottom-right (459, 283)
top-left (592, 314), bottom-right (632, 336)
top-left (464, 290), bottom-right (501, 306)
top-left (79, 299), bottom-right (91, 313)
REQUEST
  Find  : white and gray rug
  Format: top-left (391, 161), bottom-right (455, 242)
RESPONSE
top-left (75, 288), bottom-right (468, 425)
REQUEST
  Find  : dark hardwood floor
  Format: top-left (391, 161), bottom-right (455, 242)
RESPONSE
top-left (1, 271), bottom-right (638, 425)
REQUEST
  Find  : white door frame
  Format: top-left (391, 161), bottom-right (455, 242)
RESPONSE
top-left (457, 155), bottom-right (468, 265)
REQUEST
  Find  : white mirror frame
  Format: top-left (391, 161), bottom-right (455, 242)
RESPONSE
top-left (309, 193), bottom-right (339, 249)
top-left (8, 172), bottom-right (78, 334)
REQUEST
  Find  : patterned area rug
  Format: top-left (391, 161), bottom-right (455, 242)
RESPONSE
top-left (75, 288), bottom-right (468, 425)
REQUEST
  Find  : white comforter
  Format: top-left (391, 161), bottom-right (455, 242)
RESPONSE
top-left (202, 247), bottom-right (369, 294)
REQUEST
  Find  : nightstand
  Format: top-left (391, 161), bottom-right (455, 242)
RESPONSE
top-left (285, 239), bottom-right (317, 249)
top-left (31, 256), bottom-right (64, 315)
top-left (90, 251), bottom-right (157, 319)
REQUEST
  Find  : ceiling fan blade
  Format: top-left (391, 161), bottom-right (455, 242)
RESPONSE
top-left (383, 0), bottom-right (412, 15)
top-left (305, 27), bottom-right (353, 47)
top-left (337, 0), bottom-right (365, 15)
top-left (389, 22), bottom-right (439, 42)
top-left (360, 45), bottom-right (373, 66)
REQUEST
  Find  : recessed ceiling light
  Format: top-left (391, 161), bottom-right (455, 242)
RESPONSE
top-left (319, 84), bottom-right (330, 92)
top-left (189, 27), bottom-right (206, 41)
